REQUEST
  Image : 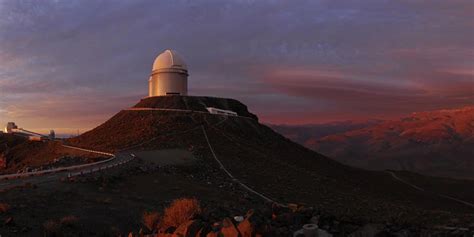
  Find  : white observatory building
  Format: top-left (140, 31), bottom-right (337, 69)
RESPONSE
top-left (149, 49), bottom-right (188, 97)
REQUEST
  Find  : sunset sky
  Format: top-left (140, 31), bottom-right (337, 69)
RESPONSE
top-left (0, 0), bottom-right (473, 134)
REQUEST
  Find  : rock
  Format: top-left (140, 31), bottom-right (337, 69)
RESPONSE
top-left (237, 218), bottom-right (254, 237)
top-left (156, 234), bottom-right (174, 237)
top-left (302, 224), bottom-right (318, 237)
top-left (237, 210), bottom-right (256, 237)
top-left (173, 220), bottom-right (202, 237)
top-left (349, 224), bottom-right (384, 237)
top-left (196, 226), bottom-right (212, 237)
top-left (293, 229), bottom-right (305, 237)
top-left (220, 218), bottom-right (241, 237)
top-left (206, 231), bottom-right (219, 237)
top-left (233, 216), bottom-right (244, 222)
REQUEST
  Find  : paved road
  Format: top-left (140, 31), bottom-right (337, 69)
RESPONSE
top-left (0, 151), bottom-right (133, 189)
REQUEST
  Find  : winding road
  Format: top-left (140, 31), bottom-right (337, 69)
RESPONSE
top-left (0, 145), bottom-right (134, 189)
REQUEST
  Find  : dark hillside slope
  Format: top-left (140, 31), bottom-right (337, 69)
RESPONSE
top-left (67, 96), bottom-right (474, 226)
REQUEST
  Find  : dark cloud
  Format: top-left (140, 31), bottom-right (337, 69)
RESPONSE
top-left (0, 0), bottom-right (472, 131)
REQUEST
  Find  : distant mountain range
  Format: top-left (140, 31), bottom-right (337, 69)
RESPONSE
top-left (271, 106), bottom-right (474, 180)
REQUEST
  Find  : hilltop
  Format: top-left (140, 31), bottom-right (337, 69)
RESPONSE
top-left (67, 96), bottom-right (474, 225)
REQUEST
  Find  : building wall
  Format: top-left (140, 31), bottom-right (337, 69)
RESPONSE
top-left (149, 72), bottom-right (188, 96)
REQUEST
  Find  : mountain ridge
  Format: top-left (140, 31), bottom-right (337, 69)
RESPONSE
top-left (273, 105), bottom-right (474, 179)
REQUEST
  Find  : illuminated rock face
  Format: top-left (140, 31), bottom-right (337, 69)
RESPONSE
top-left (149, 49), bottom-right (188, 97)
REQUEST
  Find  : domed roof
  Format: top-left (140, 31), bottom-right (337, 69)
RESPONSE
top-left (152, 49), bottom-right (187, 71)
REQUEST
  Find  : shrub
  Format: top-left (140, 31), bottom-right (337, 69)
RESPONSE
top-left (143, 211), bottom-right (160, 231)
top-left (162, 198), bottom-right (201, 229)
top-left (0, 203), bottom-right (10, 213)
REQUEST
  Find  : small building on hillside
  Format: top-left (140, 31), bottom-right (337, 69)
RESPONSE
top-left (149, 49), bottom-right (188, 97)
top-left (4, 122), bottom-right (17, 134)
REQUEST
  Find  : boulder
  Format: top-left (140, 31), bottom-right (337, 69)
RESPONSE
top-left (206, 231), bottom-right (219, 237)
top-left (173, 220), bottom-right (202, 237)
top-left (220, 218), bottom-right (241, 237)
top-left (237, 211), bottom-right (255, 237)
top-left (237, 219), bottom-right (254, 237)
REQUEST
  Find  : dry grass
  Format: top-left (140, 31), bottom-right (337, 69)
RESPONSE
top-left (162, 198), bottom-right (201, 228)
top-left (0, 202), bottom-right (10, 213)
top-left (143, 211), bottom-right (161, 231)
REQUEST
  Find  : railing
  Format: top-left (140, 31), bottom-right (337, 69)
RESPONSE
top-left (0, 145), bottom-right (116, 180)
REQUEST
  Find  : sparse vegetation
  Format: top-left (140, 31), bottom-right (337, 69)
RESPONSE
top-left (142, 211), bottom-right (160, 231)
top-left (162, 198), bottom-right (201, 229)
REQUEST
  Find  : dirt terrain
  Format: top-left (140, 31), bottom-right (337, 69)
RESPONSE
top-left (134, 149), bottom-right (196, 166)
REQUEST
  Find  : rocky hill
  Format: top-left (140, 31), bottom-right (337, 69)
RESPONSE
top-left (67, 96), bottom-right (474, 228)
top-left (311, 106), bottom-right (474, 179)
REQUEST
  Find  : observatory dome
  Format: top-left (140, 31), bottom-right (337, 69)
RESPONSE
top-left (152, 49), bottom-right (187, 71)
top-left (149, 49), bottom-right (189, 97)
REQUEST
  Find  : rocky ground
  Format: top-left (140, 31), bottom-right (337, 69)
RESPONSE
top-left (1, 155), bottom-right (472, 236)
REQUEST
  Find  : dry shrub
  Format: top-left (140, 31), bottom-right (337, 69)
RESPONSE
top-left (143, 211), bottom-right (161, 231)
top-left (162, 198), bottom-right (201, 228)
top-left (0, 203), bottom-right (10, 213)
top-left (60, 215), bottom-right (79, 227)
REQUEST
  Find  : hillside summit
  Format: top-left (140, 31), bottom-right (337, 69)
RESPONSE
top-left (66, 96), bottom-right (474, 229)
top-left (133, 96), bottom-right (258, 121)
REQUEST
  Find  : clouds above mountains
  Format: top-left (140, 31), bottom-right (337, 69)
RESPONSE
top-left (0, 0), bottom-right (472, 131)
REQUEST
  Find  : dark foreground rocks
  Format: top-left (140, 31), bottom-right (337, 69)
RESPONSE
top-left (128, 203), bottom-right (473, 237)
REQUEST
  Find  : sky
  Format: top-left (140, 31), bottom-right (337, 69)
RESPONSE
top-left (0, 0), bottom-right (473, 133)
